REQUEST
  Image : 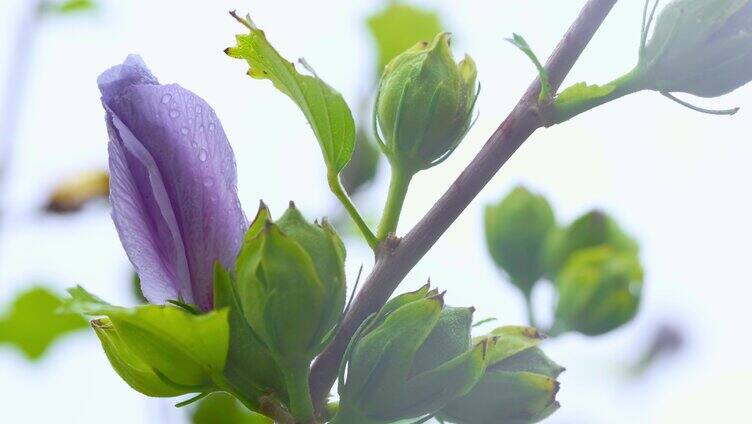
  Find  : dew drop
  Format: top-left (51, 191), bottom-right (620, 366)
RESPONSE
top-left (203, 177), bottom-right (214, 187)
top-left (161, 94), bottom-right (172, 104)
top-left (180, 127), bottom-right (189, 135)
top-left (198, 149), bottom-right (208, 162)
top-left (208, 123), bottom-right (216, 131)
top-left (195, 105), bottom-right (202, 115)
top-left (169, 109), bottom-right (180, 118)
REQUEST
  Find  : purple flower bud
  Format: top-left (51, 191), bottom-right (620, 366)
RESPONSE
top-left (99, 55), bottom-right (247, 311)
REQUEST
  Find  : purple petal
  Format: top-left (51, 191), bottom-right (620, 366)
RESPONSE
top-left (101, 56), bottom-right (247, 311)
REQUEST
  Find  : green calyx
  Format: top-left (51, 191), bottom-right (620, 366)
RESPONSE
top-left (438, 326), bottom-right (564, 424)
top-left (484, 186), bottom-right (556, 296)
top-left (542, 210), bottom-right (638, 280)
top-left (64, 286), bottom-right (236, 402)
top-left (375, 32), bottom-right (478, 173)
top-left (236, 201), bottom-right (347, 421)
top-left (553, 246), bottom-right (644, 336)
top-left (213, 265), bottom-right (288, 408)
top-left (335, 286), bottom-right (488, 424)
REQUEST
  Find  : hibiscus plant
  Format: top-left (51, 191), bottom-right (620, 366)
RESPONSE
top-left (60, 1), bottom-right (752, 423)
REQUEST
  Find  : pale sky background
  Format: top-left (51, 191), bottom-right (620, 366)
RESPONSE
top-left (1, 0), bottom-right (751, 423)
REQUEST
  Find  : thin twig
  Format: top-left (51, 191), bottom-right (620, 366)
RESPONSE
top-left (309, 0), bottom-right (620, 411)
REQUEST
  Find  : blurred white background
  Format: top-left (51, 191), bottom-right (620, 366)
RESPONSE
top-left (0, 0), bottom-right (750, 422)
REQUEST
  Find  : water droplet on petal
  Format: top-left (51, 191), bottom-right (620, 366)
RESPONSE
top-left (208, 123), bottom-right (216, 131)
top-left (198, 149), bottom-right (208, 162)
top-left (180, 127), bottom-right (189, 135)
top-left (195, 105), bottom-right (202, 115)
top-left (203, 177), bottom-right (214, 187)
top-left (161, 94), bottom-right (172, 104)
top-left (169, 109), bottom-right (180, 118)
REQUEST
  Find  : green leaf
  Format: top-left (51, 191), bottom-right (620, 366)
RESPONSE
top-left (507, 33), bottom-right (551, 103)
top-left (65, 286), bottom-right (230, 390)
top-left (226, 18), bottom-right (355, 174)
top-left (367, 1), bottom-right (444, 73)
top-left (0, 286), bottom-right (87, 360)
top-left (191, 392), bottom-right (273, 424)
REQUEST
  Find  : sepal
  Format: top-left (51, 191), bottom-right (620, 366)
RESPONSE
top-left (439, 326), bottom-right (563, 424)
top-left (65, 286), bottom-right (229, 395)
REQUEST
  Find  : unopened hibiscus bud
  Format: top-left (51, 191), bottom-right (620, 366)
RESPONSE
top-left (485, 186), bottom-right (556, 295)
top-left (639, 0), bottom-right (752, 97)
top-left (543, 210), bottom-right (637, 279)
top-left (439, 326), bottom-right (564, 424)
top-left (236, 202), bottom-right (346, 421)
top-left (375, 32), bottom-right (478, 173)
top-left (334, 289), bottom-right (487, 424)
top-left (553, 246), bottom-right (643, 336)
top-left (98, 55), bottom-right (247, 312)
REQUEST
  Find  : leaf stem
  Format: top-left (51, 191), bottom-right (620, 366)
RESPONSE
top-left (375, 165), bottom-right (413, 241)
top-left (328, 172), bottom-right (378, 249)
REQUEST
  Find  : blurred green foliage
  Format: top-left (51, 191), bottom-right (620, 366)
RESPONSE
top-left (0, 286), bottom-right (87, 360)
top-left (485, 186), bottom-right (644, 336)
top-left (367, 1), bottom-right (444, 74)
top-left (192, 392), bottom-right (272, 424)
top-left (42, 0), bottom-right (96, 15)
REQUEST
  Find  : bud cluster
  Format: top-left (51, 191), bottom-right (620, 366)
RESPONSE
top-left (485, 187), bottom-right (644, 336)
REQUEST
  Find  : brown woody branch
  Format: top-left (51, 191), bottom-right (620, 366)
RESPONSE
top-left (309, 0), bottom-right (620, 412)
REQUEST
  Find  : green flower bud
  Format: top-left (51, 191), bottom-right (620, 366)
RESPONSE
top-left (334, 289), bottom-right (488, 424)
top-left (237, 202), bottom-right (346, 363)
top-left (375, 32), bottom-right (478, 173)
top-left (639, 0), bottom-right (752, 97)
top-left (439, 326), bottom-right (564, 424)
top-left (89, 305), bottom-right (230, 397)
top-left (236, 202), bottom-right (346, 420)
top-left (543, 210), bottom-right (638, 279)
top-left (92, 318), bottom-right (185, 397)
top-left (485, 187), bottom-right (556, 294)
top-left (553, 246), bottom-right (644, 336)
